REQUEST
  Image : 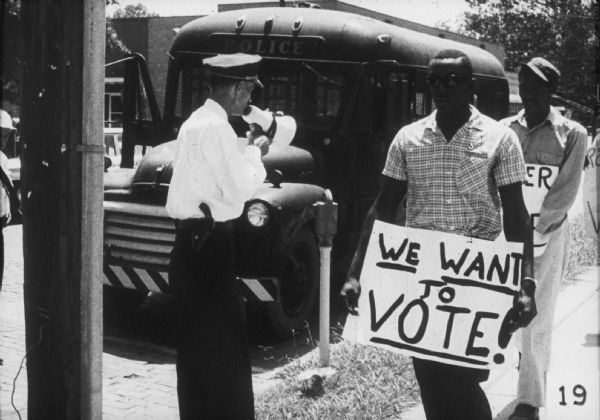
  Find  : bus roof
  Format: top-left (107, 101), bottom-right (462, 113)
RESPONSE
top-left (171, 7), bottom-right (506, 79)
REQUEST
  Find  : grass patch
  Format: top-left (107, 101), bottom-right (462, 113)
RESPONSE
top-left (565, 215), bottom-right (599, 282)
top-left (255, 333), bottom-right (420, 420)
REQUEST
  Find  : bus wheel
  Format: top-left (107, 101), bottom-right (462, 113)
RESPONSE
top-left (267, 227), bottom-right (319, 338)
top-left (103, 285), bottom-right (147, 325)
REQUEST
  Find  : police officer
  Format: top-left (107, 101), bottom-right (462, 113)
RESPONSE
top-left (166, 53), bottom-right (270, 420)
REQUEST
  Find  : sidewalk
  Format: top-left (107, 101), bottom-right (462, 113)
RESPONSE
top-left (0, 224), bottom-right (299, 420)
top-left (400, 265), bottom-right (600, 420)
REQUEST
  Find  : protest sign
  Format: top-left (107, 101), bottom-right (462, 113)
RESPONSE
top-left (583, 138), bottom-right (599, 240)
top-left (347, 221), bottom-right (523, 369)
top-left (522, 164), bottom-right (558, 256)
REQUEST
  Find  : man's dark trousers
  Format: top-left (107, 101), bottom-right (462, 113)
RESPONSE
top-left (413, 358), bottom-right (492, 420)
top-left (170, 219), bottom-right (254, 420)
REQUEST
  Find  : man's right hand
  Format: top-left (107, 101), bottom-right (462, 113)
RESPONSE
top-left (339, 276), bottom-right (361, 315)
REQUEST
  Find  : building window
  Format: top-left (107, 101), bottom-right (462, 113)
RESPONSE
top-left (105, 77), bottom-right (124, 128)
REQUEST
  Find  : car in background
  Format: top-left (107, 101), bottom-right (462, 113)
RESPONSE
top-left (103, 127), bottom-right (149, 169)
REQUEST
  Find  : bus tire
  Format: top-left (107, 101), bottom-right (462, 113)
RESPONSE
top-left (267, 226), bottom-right (319, 338)
top-left (103, 285), bottom-right (147, 322)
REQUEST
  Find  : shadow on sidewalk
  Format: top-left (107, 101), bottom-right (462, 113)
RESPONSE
top-left (102, 290), bottom-right (325, 375)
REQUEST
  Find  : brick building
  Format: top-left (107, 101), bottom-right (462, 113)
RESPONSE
top-left (105, 15), bottom-right (204, 127)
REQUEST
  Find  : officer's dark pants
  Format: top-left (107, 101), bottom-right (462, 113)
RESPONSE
top-left (412, 358), bottom-right (492, 420)
top-left (170, 219), bottom-right (254, 420)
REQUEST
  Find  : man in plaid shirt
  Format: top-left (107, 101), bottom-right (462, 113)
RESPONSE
top-left (341, 49), bottom-right (537, 420)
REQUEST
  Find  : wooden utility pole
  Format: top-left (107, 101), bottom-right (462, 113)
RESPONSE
top-left (20, 1), bottom-right (105, 418)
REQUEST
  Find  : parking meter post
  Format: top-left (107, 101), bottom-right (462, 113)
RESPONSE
top-left (318, 245), bottom-right (332, 367)
top-left (314, 190), bottom-right (337, 368)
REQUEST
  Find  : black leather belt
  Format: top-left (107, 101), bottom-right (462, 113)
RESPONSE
top-left (174, 203), bottom-right (232, 231)
top-left (175, 218), bottom-right (207, 230)
top-left (175, 218), bottom-right (232, 231)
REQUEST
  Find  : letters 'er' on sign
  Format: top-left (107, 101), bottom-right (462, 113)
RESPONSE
top-left (583, 139), bottom-right (599, 240)
top-left (522, 164), bottom-right (558, 256)
top-left (346, 221), bottom-right (524, 369)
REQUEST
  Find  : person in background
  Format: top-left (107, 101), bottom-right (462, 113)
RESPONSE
top-left (0, 110), bottom-right (19, 292)
top-left (166, 53), bottom-right (270, 420)
top-left (340, 49), bottom-right (537, 420)
top-left (0, 109), bottom-right (20, 290)
top-left (502, 57), bottom-right (588, 420)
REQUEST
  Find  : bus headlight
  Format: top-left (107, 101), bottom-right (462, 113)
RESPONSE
top-left (246, 201), bottom-right (270, 227)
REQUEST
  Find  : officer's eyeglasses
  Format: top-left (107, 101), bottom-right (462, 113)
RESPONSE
top-left (426, 73), bottom-right (468, 88)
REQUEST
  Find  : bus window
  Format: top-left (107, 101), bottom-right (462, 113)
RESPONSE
top-left (475, 78), bottom-right (509, 120)
top-left (263, 74), bottom-right (298, 117)
top-left (383, 71), bottom-right (410, 137)
top-left (173, 56), bottom-right (351, 140)
top-left (349, 71), bottom-right (376, 133)
top-left (257, 61), bottom-right (347, 131)
top-left (175, 57), bottom-right (209, 124)
top-left (475, 79), bottom-right (493, 118)
top-left (413, 71), bottom-right (432, 121)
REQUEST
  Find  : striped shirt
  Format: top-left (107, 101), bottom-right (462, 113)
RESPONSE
top-left (383, 106), bottom-right (526, 240)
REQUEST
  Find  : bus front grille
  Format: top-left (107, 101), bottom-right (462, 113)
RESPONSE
top-left (104, 207), bottom-right (176, 269)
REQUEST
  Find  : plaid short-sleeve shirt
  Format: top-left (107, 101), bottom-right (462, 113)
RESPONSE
top-left (383, 106), bottom-right (526, 240)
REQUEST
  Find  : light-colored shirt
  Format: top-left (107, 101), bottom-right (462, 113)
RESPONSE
top-left (383, 106), bottom-right (526, 241)
top-left (166, 99), bottom-right (266, 221)
top-left (502, 107), bottom-right (588, 234)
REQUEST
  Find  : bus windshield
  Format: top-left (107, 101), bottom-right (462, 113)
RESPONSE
top-left (175, 56), bottom-right (353, 134)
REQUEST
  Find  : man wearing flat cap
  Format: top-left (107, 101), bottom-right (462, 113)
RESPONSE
top-left (166, 53), bottom-right (270, 420)
top-left (502, 57), bottom-right (588, 420)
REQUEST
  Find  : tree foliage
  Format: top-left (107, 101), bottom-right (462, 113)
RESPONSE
top-left (460, 0), bottom-right (598, 109)
top-left (1, 0), bottom-right (22, 109)
top-left (112, 3), bottom-right (159, 18)
top-left (1, 0), bottom-right (130, 112)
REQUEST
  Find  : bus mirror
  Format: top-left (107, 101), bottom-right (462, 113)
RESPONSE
top-left (121, 53), bottom-right (163, 168)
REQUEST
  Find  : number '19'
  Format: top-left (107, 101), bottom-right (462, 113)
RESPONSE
top-left (558, 384), bottom-right (587, 406)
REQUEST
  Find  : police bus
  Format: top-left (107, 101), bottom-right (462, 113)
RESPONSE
top-left (103, 6), bottom-right (509, 337)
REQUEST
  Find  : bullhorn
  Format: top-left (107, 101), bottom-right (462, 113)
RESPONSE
top-left (242, 105), bottom-right (297, 147)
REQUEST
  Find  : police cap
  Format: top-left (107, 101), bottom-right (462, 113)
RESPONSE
top-left (204, 53), bottom-right (264, 88)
